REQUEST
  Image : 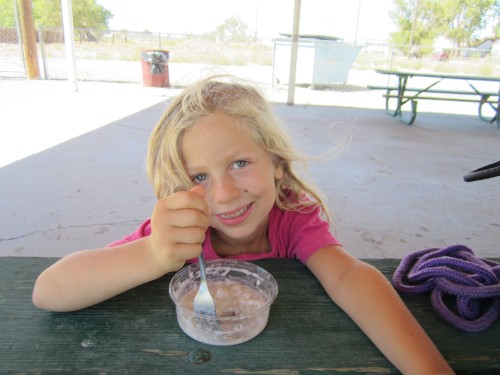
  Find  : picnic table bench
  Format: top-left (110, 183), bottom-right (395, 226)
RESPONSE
top-left (368, 69), bottom-right (500, 126)
top-left (1, 256), bottom-right (499, 374)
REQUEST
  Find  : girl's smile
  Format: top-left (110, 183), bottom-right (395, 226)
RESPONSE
top-left (181, 112), bottom-right (283, 254)
top-left (215, 202), bottom-right (254, 226)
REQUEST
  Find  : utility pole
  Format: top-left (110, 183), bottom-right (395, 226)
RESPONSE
top-left (18, 0), bottom-right (40, 79)
top-left (409, 0), bottom-right (420, 45)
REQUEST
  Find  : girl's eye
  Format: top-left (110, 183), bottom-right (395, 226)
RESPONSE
top-left (192, 174), bottom-right (208, 184)
top-left (234, 160), bottom-right (248, 169)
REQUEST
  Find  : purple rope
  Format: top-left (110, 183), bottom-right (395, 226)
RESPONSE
top-left (393, 244), bottom-right (500, 332)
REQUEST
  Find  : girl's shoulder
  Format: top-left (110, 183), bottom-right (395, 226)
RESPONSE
top-left (271, 192), bottom-right (322, 224)
top-left (278, 188), bottom-right (320, 214)
top-left (269, 191), bottom-right (338, 264)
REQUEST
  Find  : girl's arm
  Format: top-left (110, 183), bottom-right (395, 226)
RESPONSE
top-left (33, 238), bottom-right (168, 312)
top-left (33, 187), bottom-right (209, 312)
top-left (306, 246), bottom-right (454, 375)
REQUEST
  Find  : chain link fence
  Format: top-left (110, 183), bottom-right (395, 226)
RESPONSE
top-left (1, 25), bottom-right (499, 98)
top-left (2, 27), bottom-right (278, 85)
top-left (0, 26), bottom-right (25, 77)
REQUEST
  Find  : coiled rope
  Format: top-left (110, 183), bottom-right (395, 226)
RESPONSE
top-left (393, 244), bottom-right (500, 332)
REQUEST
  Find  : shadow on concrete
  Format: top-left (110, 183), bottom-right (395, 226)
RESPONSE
top-left (1, 102), bottom-right (498, 258)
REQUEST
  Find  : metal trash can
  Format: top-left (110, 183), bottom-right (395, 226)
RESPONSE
top-left (141, 50), bottom-right (170, 87)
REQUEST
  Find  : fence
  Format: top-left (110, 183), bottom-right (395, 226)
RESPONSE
top-left (1, 26), bottom-right (499, 100)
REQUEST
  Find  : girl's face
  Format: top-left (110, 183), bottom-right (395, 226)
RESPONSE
top-left (181, 112), bottom-right (283, 245)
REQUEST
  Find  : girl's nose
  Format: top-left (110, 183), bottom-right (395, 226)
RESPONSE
top-left (211, 176), bottom-right (240, 204)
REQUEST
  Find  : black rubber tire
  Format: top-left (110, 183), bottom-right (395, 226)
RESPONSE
top-left (464, 161), bottom-right (500, 182)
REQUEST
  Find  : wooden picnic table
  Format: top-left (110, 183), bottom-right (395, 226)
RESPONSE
top-left (1, 257), bottom-right (499, 374)
top-left (369, 69), bottom-right (500, 126)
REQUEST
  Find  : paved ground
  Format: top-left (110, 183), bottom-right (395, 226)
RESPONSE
top-left (1, 78), bottom-right (499, 259)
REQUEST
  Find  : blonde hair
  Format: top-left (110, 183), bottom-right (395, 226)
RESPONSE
top-left (147, 75), bottom-right (332, 221)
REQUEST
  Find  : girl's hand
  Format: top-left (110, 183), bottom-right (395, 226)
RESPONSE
top-left (149, 186), bottom-right (210, 272)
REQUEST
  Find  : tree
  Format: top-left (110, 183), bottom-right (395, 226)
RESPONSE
top-left (33, 0), bottom-right (64, 27)
top-left (390, 0), bottom-right (441, 46)
top-left (440, 0), bottom-right (497, 48)
top-left (212, 16), bottom-right (250, 42)
top-left (0, 0), bottom-right (17, 27)
top-left (34, 0), bottom-right (113, 29)
top-left (0, 0), bottom-right (113, 30)
top-left (390, 0), bottom-right (498, 48)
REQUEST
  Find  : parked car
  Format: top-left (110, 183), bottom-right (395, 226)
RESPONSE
top-left (432, 51), bottom-right (449, 61)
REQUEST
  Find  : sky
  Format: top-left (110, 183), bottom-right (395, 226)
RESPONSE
top-left (96, 0), bottom-right (396, 43)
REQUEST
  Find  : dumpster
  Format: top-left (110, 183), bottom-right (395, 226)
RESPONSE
top-left (141, 50), bottom-right (170, 87)
top-left (273, 35), bottom-right (362, 87)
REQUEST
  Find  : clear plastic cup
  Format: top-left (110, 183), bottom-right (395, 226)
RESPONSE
top-left (169, 259), bottom-right (278, 346)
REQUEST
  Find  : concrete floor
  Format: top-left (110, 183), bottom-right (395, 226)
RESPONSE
top-left (1, 79), bottom-right (499, 259)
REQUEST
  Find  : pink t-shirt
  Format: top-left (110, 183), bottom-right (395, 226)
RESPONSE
top-left (109, 204), bottom-right (340, 264)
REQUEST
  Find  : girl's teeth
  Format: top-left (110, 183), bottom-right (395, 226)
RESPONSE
top-left (221, 205), bottom-right (248, 219)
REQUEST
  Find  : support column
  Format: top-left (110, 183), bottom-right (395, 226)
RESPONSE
top-left (287, 0), bottom-right (301, 106)
top-left (61, 0), bottom-right (78, 91)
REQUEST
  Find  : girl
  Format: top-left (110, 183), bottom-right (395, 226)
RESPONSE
top-left (33, 76), bottom-right (454, 374)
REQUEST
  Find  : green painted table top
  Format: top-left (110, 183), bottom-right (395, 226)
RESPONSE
top-left (1, 257), bottom-right (498, 374)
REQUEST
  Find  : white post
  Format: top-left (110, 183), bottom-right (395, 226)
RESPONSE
top-left (354, 0), bottom-right (362, 44)
top-left (287, 0), bottom-right (301, 105)
top-left (61, 0), bottom-right (78, 92)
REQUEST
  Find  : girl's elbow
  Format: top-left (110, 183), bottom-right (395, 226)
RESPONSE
top-left (32, 292), bottom-right (49, 311)
top-left (32, 286), bottom-right (47, 311)
top-left (32, 274), bottom-right (65, 312)
top-left (32, 275), bottom-right (52, 311)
